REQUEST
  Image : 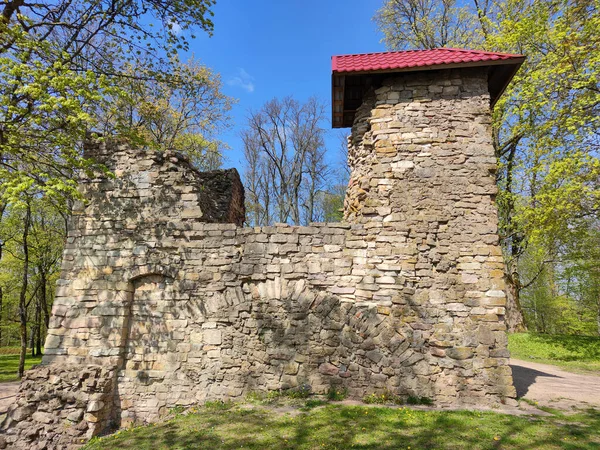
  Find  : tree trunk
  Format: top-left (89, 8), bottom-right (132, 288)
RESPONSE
top-left (29, 313), bottom-right (35, 357)
top-left (40, 269), bottom-right (49, 337)
top-left (0, 285), bottom-right (3, 347)
top-left (505, 268), bottom-right (526, 333)
top-left (32, 293), bottom-right (41, 356)
top-left (36, 302), bottom-right (42, 357)
top-left (499, 138), bottom-right (526, 333)
top-left (0, 210), bottom-right (4, 347)
top-left (18, 202), bottom-right (31, 379)
top-left (597, 296), bottom-right (600, 337)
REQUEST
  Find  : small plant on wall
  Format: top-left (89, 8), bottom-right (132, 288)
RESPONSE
top-left (327, 386), bottom-right (348, 401)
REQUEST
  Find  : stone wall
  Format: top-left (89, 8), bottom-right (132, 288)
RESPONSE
top-left (1, 365), bottom-right (116, 449)
top-left (1, 66), bottom-right (516, 449)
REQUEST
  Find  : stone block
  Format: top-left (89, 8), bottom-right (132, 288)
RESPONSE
top-left (32, 411), bottom-right (54, 424)
top-left (67, 409), bottom-right (85, 422)
top-left (318, 363), bottom-right (339, 376)
top-left (86, 401), bottom-right (104, 412)
top-left (446, 347), bottom-right (474, 360)
top-left (461, 273), bottom-right (479, 284)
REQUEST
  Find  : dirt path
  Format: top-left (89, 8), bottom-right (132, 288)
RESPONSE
top-left (511, 358), bottom-right (600, 410)
top-left (0, 382), bottom-right (19, 415)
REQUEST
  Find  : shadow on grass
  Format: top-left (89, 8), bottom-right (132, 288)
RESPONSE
top-left (85, 404), bottom-right (600, 450)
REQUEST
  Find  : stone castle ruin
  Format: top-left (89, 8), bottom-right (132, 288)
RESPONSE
top-left (1, 48), bottom-right (525, 449)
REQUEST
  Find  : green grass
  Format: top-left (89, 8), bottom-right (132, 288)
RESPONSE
top-left (0, 352), bottom-right (43, 382)
top-left (508, 333), bottom-right (600, 373)
top-left (84, 402), bottom-right (600, 450)
top-left (0, 347), bottom-right (31, 355)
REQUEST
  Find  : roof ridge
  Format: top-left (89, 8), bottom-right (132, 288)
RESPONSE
top-left (332, 48), bottom-right (524, 59)
top-left (332, 48), bottom-right (445, 58)
top-left (442, 47), bottom-right (524, 57)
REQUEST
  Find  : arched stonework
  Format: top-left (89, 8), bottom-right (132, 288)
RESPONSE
top-left (116, 274), bottom-right (184, 426)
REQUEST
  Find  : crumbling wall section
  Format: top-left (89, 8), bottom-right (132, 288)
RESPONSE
top-left (0, 365), bottom-right (116, 449)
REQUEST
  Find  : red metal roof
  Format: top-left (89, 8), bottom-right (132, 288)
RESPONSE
top-left (331, 48), bottom-right (525, 128)
top-left (332, 48), bottom-right (524, 74)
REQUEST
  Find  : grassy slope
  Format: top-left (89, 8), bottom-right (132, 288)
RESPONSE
top-left (85, 402), bottom-right (600, 450)
top-left (0, 353), bottom-right (43, 382)
top-left (508, 333), bottom-right (600, 373)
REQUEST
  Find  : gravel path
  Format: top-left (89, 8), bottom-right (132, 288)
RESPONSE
top-left (0, 382), bottom-right (19, 415)
top-left (511, 358), bottom-right (600, 410)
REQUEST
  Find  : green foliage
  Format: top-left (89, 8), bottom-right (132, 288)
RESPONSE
top-left (0, 32), bottom-right (109, 203)
top-left (245, 391), bottom-right (268, 404)
top-left (263, 391), bottom-right (283, 402)
top-left (168, 405), bottom-right (187, 416)
top-left (362, 390), bottom-right (403, 405)
top-left (283, 384), bottom-right (312, 399)
top-left (0, 0), bottom-right (219, 202)
top-left (100, 57), bottom-right (233, 169)
top-left (481, 2), bottom-right (600, 335)
top-left (489, 0), bottom-right (600, 251)
top-left (302, 399), bottom-right (327, 410)
top-left (245, 386), bottom-right (312, 404)
top-left (518, 229), bottom-right (600, 335)
top-left (326, 386), bottom-right (348, 401)
top-left (0, 199), bottom-right (64, 349)
top-left (362, 390), bottom-right (432, 406)
top-left (82, 402), bottom-right (600, 449)
top-left (508, 332), bottom-right (600, 373)
top-left (203, 400), bottom-right (234, 411)
top-left (316, 185), bottom-right (346, 223)
top-left (407, 396), bottom-right (434, 406)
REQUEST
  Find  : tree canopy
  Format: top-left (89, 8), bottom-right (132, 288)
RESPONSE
top-left (0, 0), bottom-right (224, 203)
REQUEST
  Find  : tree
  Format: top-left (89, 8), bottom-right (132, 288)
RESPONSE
top-left (0, 198), bottom-right (65, 373)
top-left (312, 132), bottom-right (351, 223)
top-left (16, 201), bottom-right (29, 377)
top-left (374, 0), bottom-right (600, 334)
top-left (242, 97), bottom-right (330, 226)
top-left (313, 185), bottom-right (346, 222)
top-left (519, 223), bottom-right (600, 336)
top-left (375, 0), bottom-right (483, 50)
top-left (99, 57), bottom-right (233, 170)
top-left (0, 0), bottom-right (218, 203)
top-left (562, 226), bottom-right (600, 335)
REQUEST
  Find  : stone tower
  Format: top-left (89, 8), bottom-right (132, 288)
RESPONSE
top-left (331, 46), bottom-right (524, 400)
top-left (1, 49), bottom-right (524, 449)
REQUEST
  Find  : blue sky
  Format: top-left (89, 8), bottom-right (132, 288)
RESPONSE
top-left (188, 1), bottom-right (386, 173)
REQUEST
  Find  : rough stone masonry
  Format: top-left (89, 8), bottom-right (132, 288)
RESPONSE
top-left (1, 62), bottom-right (517, 449)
